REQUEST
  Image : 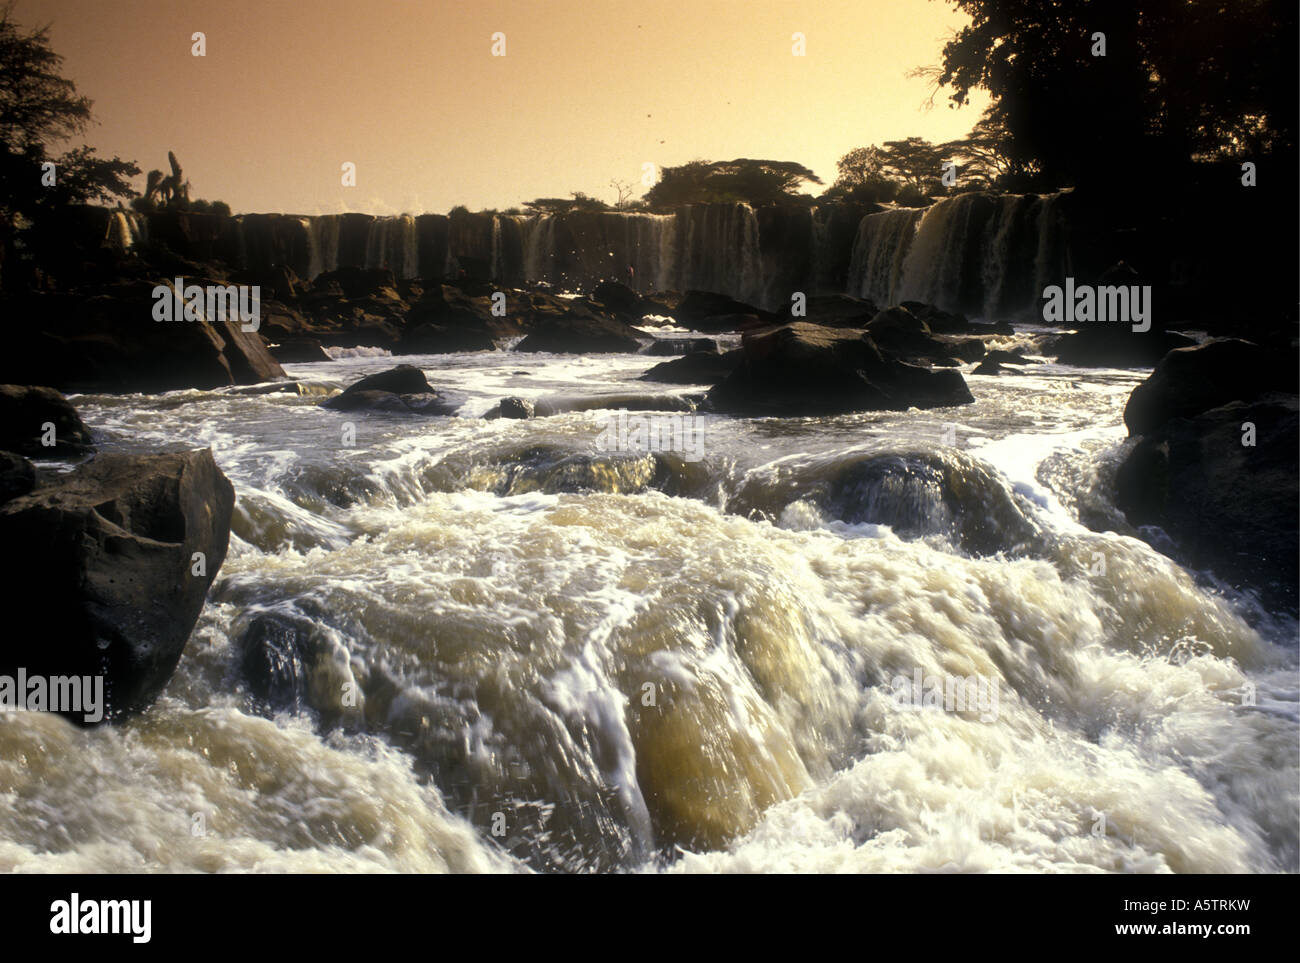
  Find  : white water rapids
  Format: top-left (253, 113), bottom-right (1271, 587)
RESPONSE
top-left (1, 336), bottom-right (1295, 873)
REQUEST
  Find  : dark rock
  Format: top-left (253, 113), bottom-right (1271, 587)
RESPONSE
top-left (1115, 398), bottom-right (1299, 610)
top-left (640, 349), bottom-right (743, 385)
top-left (899, 301), bottom-right (970, 334)
top-left (0, 385), bottom-right (94, 457)
top-left (984, 349), bottom-right (1034, 365)
top-left (397, 323), bottom-right (497, 354)
top-left (239, 613), bottom-right (318, 714)
top-left (514, 316), bottom-right (644, 354)
top-left (320, 364), bottom-right (459, 415)
top-left (706, 322), bottom-right (975, 416)
top-left (674, 291), bottom-right (776, 331)
top-left (0, 449), bottom-right (234, 722)
top-left (313, 266), bottom-right (399, 300)
top-left (590, 280), bottom-right (646, 318)
top-left (531, 393), bottom-right (695, 416)
top-left (1123, 339), bottom-right (1297, 436)
top-left (269, 339), bottom-right (333, 363)
top-left (865, 307), bottom-right (986, 365)
top-left (485, 397), bottom-right (536, 419)
top-left (1054, 326), bottom-right (1197, 367)
top-left (778, 294), bottom-right (879, 328)
top-left (0, 451), bottom-right (36, 503)
top-left (0, 284), bottom-right (287, 393)
top-left (645, 338), bottom-right (719, 356)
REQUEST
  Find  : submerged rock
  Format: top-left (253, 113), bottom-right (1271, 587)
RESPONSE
top-left (485, 397), bottom-right (536, 420)
top-left (0, 385), bottom-right (94, 457)
top-left (0, 449), bottom-right (234, 722)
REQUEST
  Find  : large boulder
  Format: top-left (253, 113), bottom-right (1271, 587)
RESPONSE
top-left (320, 364), bottom-right (460, 415)
top-left (590, 280), bottom-right (647, 320)
top-left (864, 306), bottom-right (986, 365)
top-left (0, 449), bottom-right (234, 722)
top-left (0, 452), bottom-right (36, 503)
top-left (1053, 326), bottom-right (1196, 367)
top-left (514, 316), bottom-right (644, 354)
top-left (673, 291), bottom-right (775, 332)
top-left (1123, 339), bottom-right (1297, 436)
top-left (1115, 397), bottom-right (1299, 610)
top-left (0, 385), bottom-right (94, 457)
top-left (640, 349), bottom-right (743, 385)
top-left (777, 294), bottom-right (879, 328)
top-left (706, 322), bottom-right (974, 416)
top-left (396, 323), bottom-right (497, 355)
top-left (0, 283), bottom-right (286, 393)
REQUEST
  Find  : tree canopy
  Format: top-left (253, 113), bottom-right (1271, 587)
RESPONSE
top-left (0, 3), bottom-right (139, 226)
top-left (932, 0), bottom-right (1297, 191)
top-left (644, 158), bottom-right (822, 208)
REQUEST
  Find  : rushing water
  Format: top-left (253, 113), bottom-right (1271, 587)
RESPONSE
top-left (2, 328), bottom-right (1296, 874)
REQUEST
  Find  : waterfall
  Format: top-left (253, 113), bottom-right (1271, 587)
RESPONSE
top-left (841, 192), bottom-right (1072, 320)
top-left (109, 193), bottom-right (1069, 315)
top-left (846, 207), bottom-right (923, 306)
top-left (676, 204), bottom-right (762, 305)
top-left (104, 211), bottom-right (148, 251)
top-left (304, 215), bottom-right (340, 281)
top-left (521, 214), bottom-right (556, 285)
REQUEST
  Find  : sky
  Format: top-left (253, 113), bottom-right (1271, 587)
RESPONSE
top-left (26, 0), bottom-right (990, 215)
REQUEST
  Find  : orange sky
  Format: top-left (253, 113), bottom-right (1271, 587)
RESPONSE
top-left (27, 0), bottom-right (989, 214)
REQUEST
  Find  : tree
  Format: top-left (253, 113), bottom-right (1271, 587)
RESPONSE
top-left (820, 146), bottom-right (899, 204)
top-left (0, 3), bottom-right (139, 278)
top-left (931, 0), bottom-right (1297, 192)
top-left (644, 158), bottom-right (821, 208)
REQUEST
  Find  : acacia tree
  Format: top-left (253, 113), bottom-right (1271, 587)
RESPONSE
top-left (644, 158), bottom-right (821, 208)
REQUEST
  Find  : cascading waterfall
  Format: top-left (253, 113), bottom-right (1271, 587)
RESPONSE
top-left (130, 192), bottom-right (1070, 317)
top-left (364, 215), bottom-right (418, 279)
top-left (846, 207), bottom-right (923, 306)
top-left (845, 191), bottom-right (1072, 319)
top-left (304, 215), bottom-right (340, 281)
top-left (104, 211), bottom-right (148, 251)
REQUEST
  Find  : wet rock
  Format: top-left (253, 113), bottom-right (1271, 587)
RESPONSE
top-left (1116, 397), bottom-right (1299, 610)
top-left (0, 284), bottom-right (287, 393)
top-left (0, 449), bottom-right (234, 722)
top-left (777, 294), bottom-right (879, 328)
top-left (320, 364), bottom-right (459, 415)
top-left (397, 323), bottom-right (497, 354)
top-left (0, 451), bottom-right (36, 503)
top-left (865, 306), bottom-right (986, 365)
top-left (514, 316), bottom-right (644, 354)
top-left (645, 337), bottom-right (719, 356)
top-left (0, 385), bottom-right (94, 457)
top-left (269, 339), bottom-right (333, 363)
top-left (706, 322), bottom-right (974, 416)
top-left (485, 397), bottom-right (536, 419)
top-left (1053, 326), bottom-right (1196, 367)
top-left (1123, 339), bottom-right (1297, 436)
top-left (640, 349), bottom-right (743, 385)
top-left (673, 291), bottom-right (776, 332)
